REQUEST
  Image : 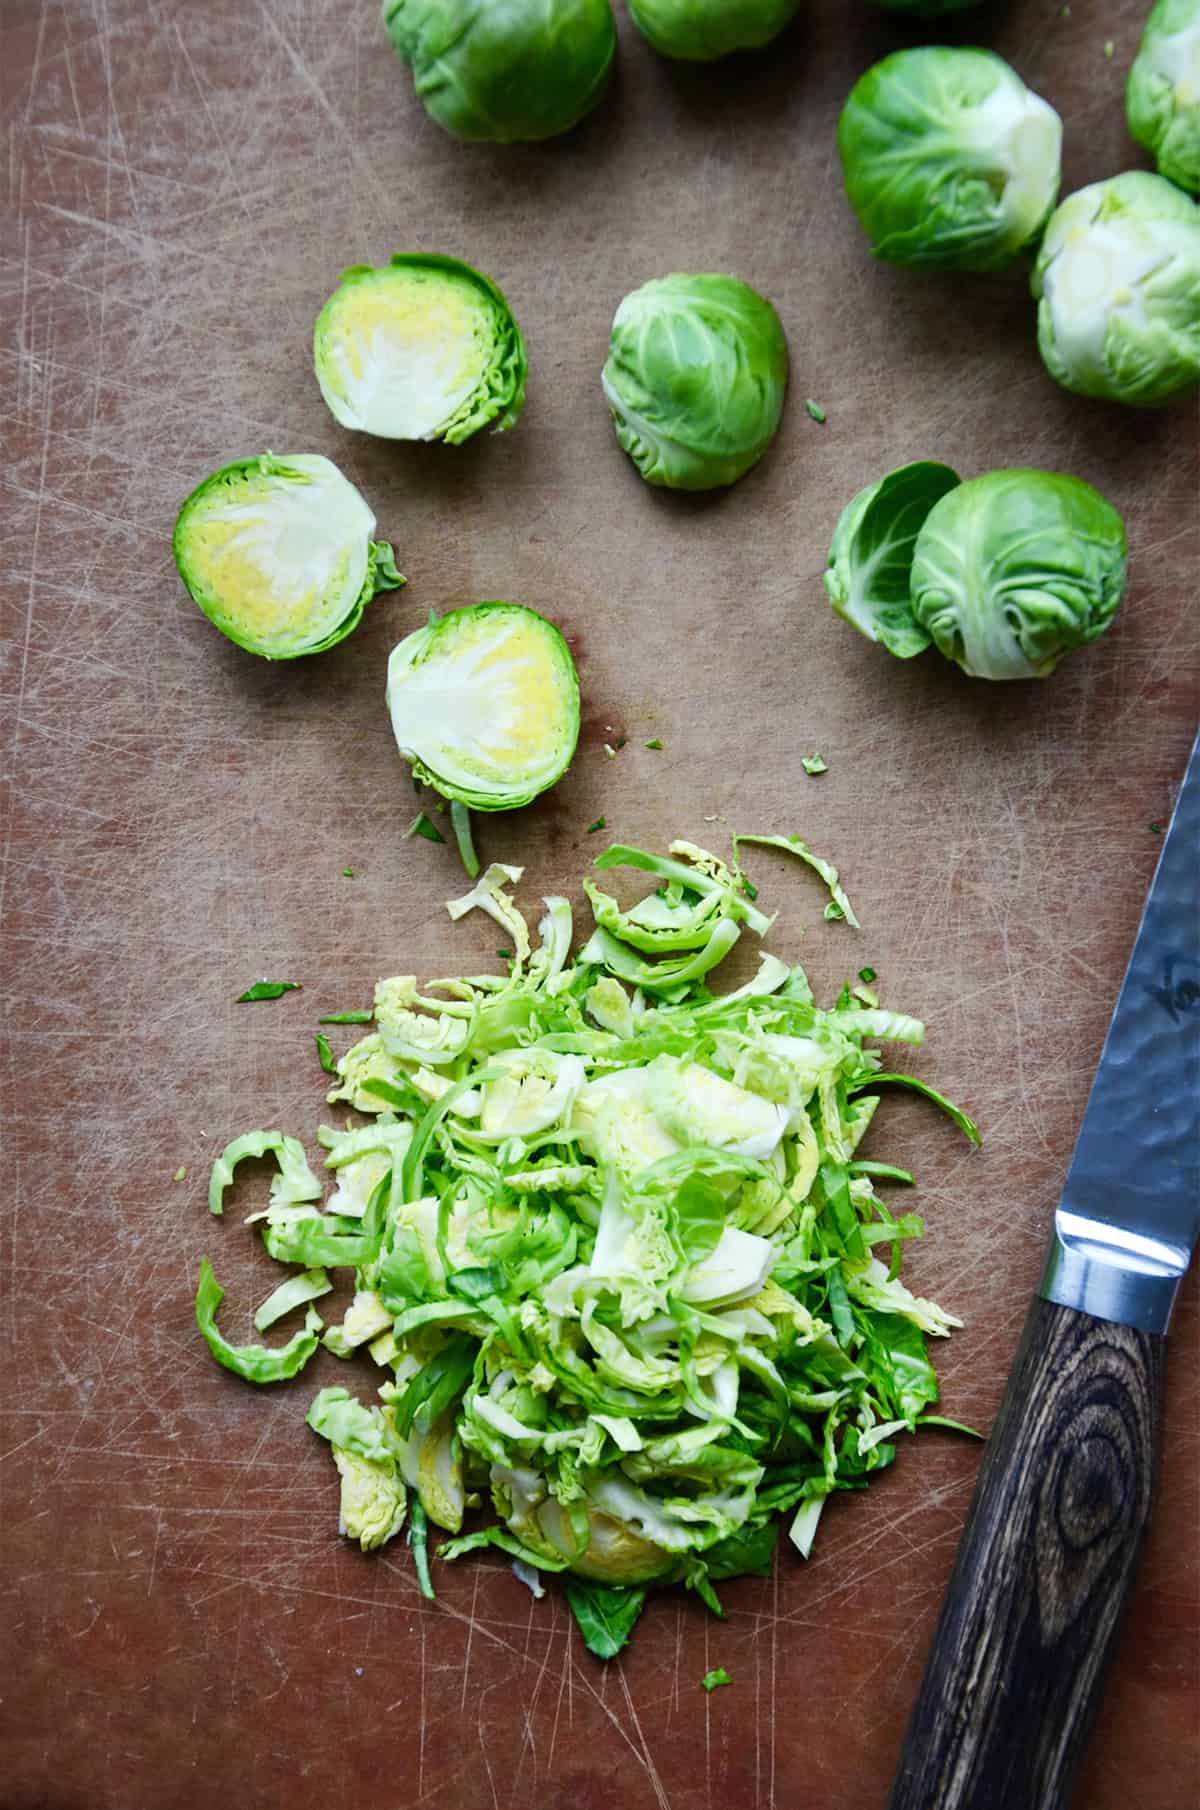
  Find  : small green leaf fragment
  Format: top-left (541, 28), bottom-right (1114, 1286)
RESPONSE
top-left (824, 902), bottom-right (845, 922)
top-left (918, 1414), bottom-right (984, 1439)
top-left (318, 1010), bottom-right (374, 1024)
top-left (603, 744), bottom-right (617, 759)
top-left (644, 738), bottom-right (664, 751)
top-left (1149, 821), bottom-right (1163, 835)
top-left (236, 980), bottom-right (301, 1003)
top-left (802, 754), bottom-right (828, 776)
top-left (702, 1668), bottom-right (733, 1693)
top-left (450, 800), bottom-right (479, 879)
top-left (342, 866), bottom-right (355, 877)
top-left (565, 1579), bottom-right (647, 1659)
top-left (804, 399), bottom-right (827, 423)
top-left (315, 1032), bottom-right (336, 1074)
top-left (858, 966), bottom-right (877, 983)
top-left (195, 1258), bottom-right (322, 1383)
top-left (405, 812), bottom-right (446, 845)
top-left (1103, 39), bottom-right (1114, 58)
top-left (411, 1499), bottom-right (436, 1600)
top-left (172, 1166), bottom-right (188, 1182)
top-left (587, 817), bottom-right (607, 834)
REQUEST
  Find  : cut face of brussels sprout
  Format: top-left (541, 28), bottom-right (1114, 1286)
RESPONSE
top-left (1032, 172), bottom-right (1200, 405)
top-left (910, 470), bottom-right (1127, 680)
top-left (314, 255), bottom-right (526, 443)
top-left (837, 48), bottom-right (1062, 271)
top-left (1127, 0), bottom-right (1200, 195)
top-left (627, 0), bottom-right (801, 61)
top-left (602, 273), bottom-right (789, 490)
top-left (172, 454), bottom-right (404, 660)
top-left (824, 461), bottom-right (962, 658)
top-left (387, 603), bottom-right (580, 809)
top-left (382, 0), bottom-right (616, 143)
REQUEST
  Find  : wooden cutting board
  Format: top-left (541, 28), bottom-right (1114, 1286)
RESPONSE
top-left (2, 3), bottom-right (1196, 1806)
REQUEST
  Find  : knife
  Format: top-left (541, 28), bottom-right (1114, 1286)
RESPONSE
top-left (887, 728), bottom-right (1200, 1810)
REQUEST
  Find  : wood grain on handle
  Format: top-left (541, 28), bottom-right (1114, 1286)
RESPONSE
top-left (888, 1297), bottom-right (1164, 1810)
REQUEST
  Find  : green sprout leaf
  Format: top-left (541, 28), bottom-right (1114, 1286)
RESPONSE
top-left (410, 1499), bottom-right (436, 1601)
top-left (236, 980), bottom-right (301, 1003)
top-left (195, 1258), bottom-right (322, 1384)
top-left (565, 1580), bottom-right (648, 1660)
top-left (405, 812), bottom-right (446, 845)
top-left (824, 461), bottom-right (961, 661)
top-left (450, 801), bottom-right (480, 880)
top-left (702, 1667), bottom-right (733, 1692)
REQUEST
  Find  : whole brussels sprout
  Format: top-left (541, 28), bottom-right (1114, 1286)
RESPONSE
top-left (627, 0), bottom-right (801, 61)
top-left (1032, 172), bottom-right (1200, 404)
top-left (602, 273), bottom-right (789, 490)
top-left (382, 0), bottom-right (615, 143)
top-left (173, 454), bottom-right (404, 660)
top-left (910, 471), bottom-right (1127, 680)
top-left (313, 254), bottom-right (526, 442)
top-left (1127, 0), bottom-right (1200, 194)
top-left (837, 48), bottom-right (1062, 271)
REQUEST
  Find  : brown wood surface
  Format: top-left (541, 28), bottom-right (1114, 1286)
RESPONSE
top-left (889, 1300), bottom-right (1166, 1810)
top-left (1, 4), bottom-right (1197, 1809)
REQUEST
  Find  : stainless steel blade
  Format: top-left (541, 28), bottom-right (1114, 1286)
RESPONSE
top-left (1041, 729), bottom-right (1200, 1334)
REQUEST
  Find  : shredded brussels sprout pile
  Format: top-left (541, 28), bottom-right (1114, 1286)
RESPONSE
top-left (198, 838), bottom-right (978, 1655)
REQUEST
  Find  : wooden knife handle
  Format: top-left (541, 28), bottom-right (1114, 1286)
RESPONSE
top-left (887, 1295), bottom-right (1164, 1810)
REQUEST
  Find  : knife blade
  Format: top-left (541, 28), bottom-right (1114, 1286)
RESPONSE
top-left (887, 728), bottom-right (1199, 1810)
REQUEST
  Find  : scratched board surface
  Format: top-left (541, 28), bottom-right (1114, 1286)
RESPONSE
top-left (1, 1), bottom-right (1197, 1806)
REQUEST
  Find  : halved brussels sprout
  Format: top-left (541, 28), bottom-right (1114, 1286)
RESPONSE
top-left (1127, 0), bottom-right (1200, 195)
top-left (173, 454), bottom-right (404, 660)
top-left (1032, 172), bottom-right (1200, 405)
top-left (602, 273), bottom-right (789, 490)
top-left (386, 602), bottom-right (580, 810)
top-left (824, 461), bottom-right (962, 658)
top-left (837, 48), bottom-right (1062, 271)
top-left (313, 255), bottom-right (526, 443)
top-left (627, 0), bottom-right (800, 60)
top-left (910, 471), bottom-right (1127, 680)
top-left (382, 0), bottom-right (615, 143)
